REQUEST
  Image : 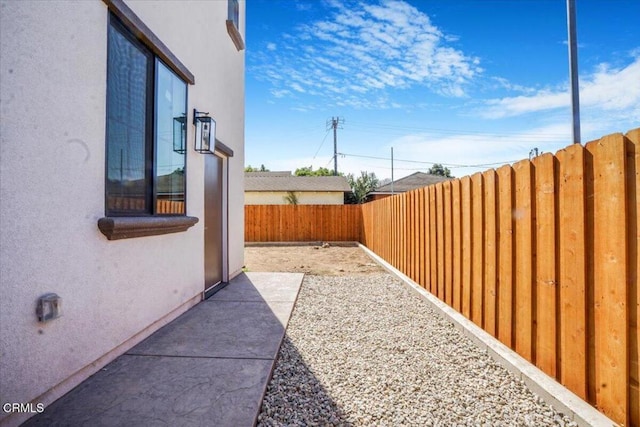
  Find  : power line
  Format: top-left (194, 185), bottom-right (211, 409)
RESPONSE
top-left (324, 156), bottom-right (335, 168)
top-left (312, 129), bottom-right (331, 159)
top-left (358, 163), bottom-right (443, 172)
top-left (346, 120), bottom-right (569, 139)
top-left (337, 151), bottom-right (520, 169)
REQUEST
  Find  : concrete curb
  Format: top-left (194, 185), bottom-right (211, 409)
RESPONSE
top-left (245, 241), bottom-right (359, 247)
top-left (358, 243), bottom-right (619, 427)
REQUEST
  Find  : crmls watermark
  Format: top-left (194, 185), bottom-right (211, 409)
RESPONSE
top-left (2, 402), bottom-right (45, 414)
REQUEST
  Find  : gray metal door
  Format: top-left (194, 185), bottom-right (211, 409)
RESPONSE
top-left (204, 154), bottom-right (223, 296)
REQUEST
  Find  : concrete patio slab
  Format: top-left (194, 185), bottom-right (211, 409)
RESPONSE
top-left (214, 272), bottom-right (303, 302)
top-left (23, 272), bottom-right (303, 427)
top-left (25, 355), bottom-right (273, 427)
top-left (128, 300), bottom-right (293, 359)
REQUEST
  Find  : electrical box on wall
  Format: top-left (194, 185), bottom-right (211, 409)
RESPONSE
top-left (36, 293), bottom-right (61, 322)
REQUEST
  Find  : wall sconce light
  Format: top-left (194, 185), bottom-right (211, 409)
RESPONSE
top-left (193, 109), bottom-right (215, 154)
top-left (173, 114), bottom-right (187, 154)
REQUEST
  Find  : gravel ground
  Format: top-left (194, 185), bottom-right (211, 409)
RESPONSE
top-left (258, 273), bottom-right (576, 426)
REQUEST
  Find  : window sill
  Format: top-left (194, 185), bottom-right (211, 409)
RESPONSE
top-left (98, 216), bottom-right (199, 240)
top-left (226, 20), bottom-right (245, 51)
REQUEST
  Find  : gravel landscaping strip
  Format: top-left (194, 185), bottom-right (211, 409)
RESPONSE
top-left (258, 273), bottom-right (576, 426)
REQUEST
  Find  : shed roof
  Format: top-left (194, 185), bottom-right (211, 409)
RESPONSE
top-left (244, 171), bottom-right (292, 177)
top-left (245, 172), bottom-right (351, 192)
top-left (372, 172), bottom-right (451, 194)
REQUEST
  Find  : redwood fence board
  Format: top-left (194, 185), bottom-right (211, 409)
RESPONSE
top-left (557, 143), bottom-right (588, 400)
top-left (436, 183), bottom-right (445, 301)
top-left (444, 181), bottom-right (454, 307)
top-left (461, 176), bottom-right (472, 319)
top-left (418, 191), bottom-right (425, 286)
top-left (587, 134), bottom-right (629, 426)
top-left (534, 153), bottom-right (558, 378)
top-left (452, 180), bottom-right (462, 311)
top-left (484, 169), bottom-right (497, 337)
top-left (496, 165), bottom-right (514, 348)
top-left (429, 186), bottom-right (437, 295)
top-left (471, 173), bottom-right (485, 328)
top-left (514, 159), bottom-right (535, 363)
top-left (627, 129), bottom-right (640, 427)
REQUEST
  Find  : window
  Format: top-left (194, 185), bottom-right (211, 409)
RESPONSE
top-left (228, 0), bottom-right (239, 31)
top-left (105, 14), bottom-right (187, 216)
top-left (226, 0), bottom-right (245, 51)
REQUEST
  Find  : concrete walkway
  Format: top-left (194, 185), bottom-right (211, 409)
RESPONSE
top-left (24, 272), bottom-right (303, 427)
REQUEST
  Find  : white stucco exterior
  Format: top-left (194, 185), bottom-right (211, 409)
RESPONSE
top-left (0, 1), bottom-right (244, 425)
top-left (245, 191), bottom-right (346, 205)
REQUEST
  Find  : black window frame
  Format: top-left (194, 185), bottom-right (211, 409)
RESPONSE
top-left (105, 12), bottom-right (188, 217)
top-left (99, 0), bottom-right (198, 240)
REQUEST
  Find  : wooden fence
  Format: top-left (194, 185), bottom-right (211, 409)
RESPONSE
top-left (361, 129), bottom-right (639, 426)
top-left (107, 197), bottom-right (185, 214)
top-left (245, 204), bottom-right (362, 242)
top-left (244, 128), bottom-right (639, 425)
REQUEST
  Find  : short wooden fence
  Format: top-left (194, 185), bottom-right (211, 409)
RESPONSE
top-left (107, 197), bottom-right (185, 214)
top-left (245, 204), bottom-right (362, 242)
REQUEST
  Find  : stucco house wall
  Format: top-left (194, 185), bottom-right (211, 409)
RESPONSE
top-left (245, 191), bottom-right (345, 205)
top-left (0, 1), bottom-right (244, 425)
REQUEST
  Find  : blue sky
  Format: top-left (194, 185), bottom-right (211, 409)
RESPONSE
top-left (245, 0), bottom-right (639, 180)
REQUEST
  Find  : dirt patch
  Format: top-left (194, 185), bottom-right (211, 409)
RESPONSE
top-left (244, 244), bottom-right (384, 276)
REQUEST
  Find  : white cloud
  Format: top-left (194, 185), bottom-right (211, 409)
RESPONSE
top-left (266, 42), bottom-right (277, 51)
top-left (482, 91), bottom-right (567, 119)
top-left (582, 60), bottom-right (640, 111)
top-left (374, 117), bottom-right (639, 180)
top-left (251, 0), bottom-right (481, 109)
top-left (491, 77), bottom-right (537, 94)
top-left (382, 123), bottom-right (574, 178)
top-left (290, 82), bottom-right (306, 93)
top-left (271, 89), bottom-right (291, 98)
top-left (270, 118), bottom-right (637, 180)
top-left (295, 2), bottom-right (312, 12)
top-left (481, 54), bottom-right (640, 119)
top-left (250, 121), bottom-right (633, 181)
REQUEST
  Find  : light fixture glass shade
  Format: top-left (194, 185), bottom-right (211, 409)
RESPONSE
top-left (193, 109), bottom-right (215, 154)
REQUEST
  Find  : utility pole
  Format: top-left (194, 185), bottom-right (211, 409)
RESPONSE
top-left (567, 0), bottom-right (581, 144)
top-left (326, 117), bottom-right (344, 175)
top-left (333, 118), bottom-right (338, 176)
